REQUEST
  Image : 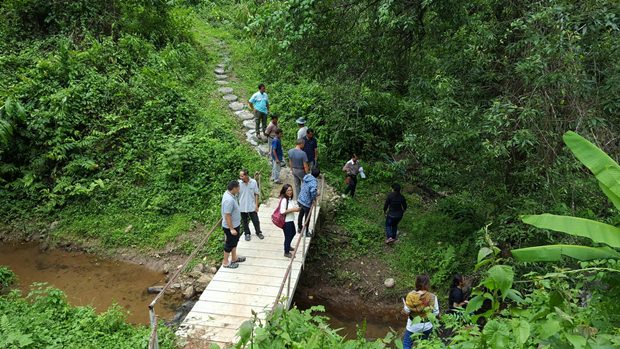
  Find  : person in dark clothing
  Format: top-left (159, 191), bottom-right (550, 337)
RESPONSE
top-left (383, 183), bottom-right (407, 243)
top-left (447, 274), bottom-right (469, 314)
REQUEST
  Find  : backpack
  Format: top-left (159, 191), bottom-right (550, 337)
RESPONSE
top-left (271, 198), bottom-right (288, 229)
top-left (405, 290), bottom-right (436, 320)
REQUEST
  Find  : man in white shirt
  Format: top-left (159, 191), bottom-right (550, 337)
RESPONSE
top-left (296, 117), bottom-right (307, 140)
top-left (238, 169), bottom-right (264, 241)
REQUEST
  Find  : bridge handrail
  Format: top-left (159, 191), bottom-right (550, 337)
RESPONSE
top-left (147, 217), bottom-right (222, 349)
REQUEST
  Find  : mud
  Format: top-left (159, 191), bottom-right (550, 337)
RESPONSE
top-left (0, 242), bottom-right (181, 324)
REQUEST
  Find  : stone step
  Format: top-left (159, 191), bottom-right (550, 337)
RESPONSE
top-left (236, 110), bottom-right (253, 120)
top-left (228, 102), bottom-right (244, 111)
top-left (218, 87), bottom-right (234, 94)
top-left (216, 80), bottom-right (229, 85)
top-left (223, 94), bottom-right (238, 102)
top-left (215, 74), bottom-right (228, 80)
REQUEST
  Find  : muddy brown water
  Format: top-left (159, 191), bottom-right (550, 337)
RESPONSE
top-left (0, 243), bottom-right (179, 324)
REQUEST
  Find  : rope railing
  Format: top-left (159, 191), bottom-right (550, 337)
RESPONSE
top-left (147, 217), bottom-right (222, 349)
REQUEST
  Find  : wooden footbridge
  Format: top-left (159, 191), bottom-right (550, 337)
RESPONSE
top-left (148, 181), bottom-right (322, 349)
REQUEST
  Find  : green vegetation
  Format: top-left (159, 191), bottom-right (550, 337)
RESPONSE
top-left (0, 266), bottom-right (16, 290)
top-left (0, 282), bottom-right (176, 349)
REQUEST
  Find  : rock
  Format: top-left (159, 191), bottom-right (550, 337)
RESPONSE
top-left (214, 67), bottom-right (225, 74)
top-left (222, 94), bottom-right (238, 102)
top-left (163, 263), bottom-right (171, 274)
top-left (215, 74), bottom-right (228, 80)
top-left (218, 87), bottom-right (234, 94)
top-left (171, 283), bottom-right (182, 289)
top-left (228, 102), bottom-right (244, 111)
top-left (257, 144), bottom-right (269, 156)
top-left (147, 286), bottom-right (164, 294)
top-left (216, 63), bottom-right (225, 69)
top-left (124, 224), bottom-right (133, 233)
top-left (194, 274), bottom-right (213, 292)
top-left (192, 263), bottom-right (205, 274)
top-left (49, 221), bottom-right (59, 231)
top-left (209, 266), bottom-right (218, 274)
top-left (183, 285), bottom-right (195, 300)
top-left (247, 136), bottom-right (258, 146)
top-left (215, 80), bottom-right (229, 85)
top-left (384, 278), bottom-right (395, 288)
top-left (243, 120), bottom-right (255, 129)
top-left (236, 110), bottom-right (254, 120)
top-left (39, 242), bottom-right (50, 252)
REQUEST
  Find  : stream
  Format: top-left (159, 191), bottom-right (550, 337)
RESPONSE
top-left (0, 242), bottom-right (179, 324)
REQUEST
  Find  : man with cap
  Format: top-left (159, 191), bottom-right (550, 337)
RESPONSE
top-left (296, 117), bottom-right (308, 140)
top-left (249, 84), bottom-right (269, 138)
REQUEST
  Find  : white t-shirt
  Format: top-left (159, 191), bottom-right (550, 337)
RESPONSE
top-left (403, 292), bottom-right (439, 333)
top-left (279, 198), bottom-right (297, 222)
top-left (297, 126), bottom-right (307, 140)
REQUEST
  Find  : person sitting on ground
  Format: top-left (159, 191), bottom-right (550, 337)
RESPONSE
top-left (402, 274), bottom-right (439, 348)
top-left (383, 183), bottom-right (408, 244)
top-left (303, 128), bottom-right (318, 170)
top-left (271, 128), bottom-right (284, 184)
top-left (288, 138), bottom-right (309, 197)
top-left (447, 274), bottom-right (469, 314)
top-left (297, 168), bottom-right (320, 237)
top-left (238, 169), bottom-right (264, 242)
top-left (296, 117), bottom-right (307, 140)
top-left (221, 180), bottom-right (246, 269)
top-left (342, 154), bottom-right (360, 198)
top-left (279, 184), bottom-right (301, 258)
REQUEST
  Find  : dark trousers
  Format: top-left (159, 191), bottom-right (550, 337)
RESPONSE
top-left (241, 211), bottom-right (261, 236)
top-left (385, 215), bottom-right (402, 240)
top-left (283, 221), bottom-right (296, 254)
top-left (297, 204), bottom-right (311, 233)
top-left (403, 329), bottom-right (431, 349)
top-left (254, 110), bottom-right (268, 135)
top-left (344, 175), bottom-right (357, 197)
top-left (223, 226), bottom-right (241, 252)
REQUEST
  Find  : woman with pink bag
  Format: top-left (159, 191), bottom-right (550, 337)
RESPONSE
top-left (274, 184), bottom-right (300, 258)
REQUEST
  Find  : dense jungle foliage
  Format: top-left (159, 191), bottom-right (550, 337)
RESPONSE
top-left (1, 0), bottom-right (620, 348)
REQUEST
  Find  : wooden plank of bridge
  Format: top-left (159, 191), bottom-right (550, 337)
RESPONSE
top-left (176, 197), bottom-right (318, 348)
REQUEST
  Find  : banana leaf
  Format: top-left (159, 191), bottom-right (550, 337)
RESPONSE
top-left (522, 214), bottom-right (620, 248)
top-left (512, 244), bottom-right (620, 262)
top-left (563, 131), bottom-right (620, 210)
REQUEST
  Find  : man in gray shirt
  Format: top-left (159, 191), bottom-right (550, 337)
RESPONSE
top-left (288, 138), bottom-right (309, 198)
top-left (238, 169), bottom-right (264, 241)
top-left (221, 180), bottom-right (246, 269)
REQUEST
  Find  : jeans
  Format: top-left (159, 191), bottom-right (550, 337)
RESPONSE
top-left (254, 110), bottom-right (268, 135)
top-left (344, 175), bottom-right (357, 197)
top-left (403, 329), bottom-right (431, 349)
top-left (292, 168), bottom-right (305, 198)
top-left (241, 211), bottom-right (262, 236)
top-left (283, 221), bottom-right (296, 254)
top-left (271, 160), bottom-right (281, 181)
top-left (297, 203), bottom-right (311, 233)
top-left (385, 215), bottom-right (402, 240)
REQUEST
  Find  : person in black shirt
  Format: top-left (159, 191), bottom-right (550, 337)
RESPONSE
top-left (448, 274), bottom-right (468, 314)
top-left (383, 183), bottom-right (407, 243)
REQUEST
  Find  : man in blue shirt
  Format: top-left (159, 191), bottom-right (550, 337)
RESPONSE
top-left (297, 168), bottom-right (320, 237)
top-left (271, 128), bottom-right (283, 184)
top-left (248, 83), bottom-right (269, 137)
top-left (303, 128), bottom-right (318, 170)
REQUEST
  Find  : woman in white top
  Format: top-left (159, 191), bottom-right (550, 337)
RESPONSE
top-left (279, 184), bottom-right (301, 258)
top-left (402, 274), bottom-right (439, 348)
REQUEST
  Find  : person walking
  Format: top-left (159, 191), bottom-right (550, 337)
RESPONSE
top-left (342, 154), bottom-right (360, 198)
top-left (297, 168), bottom-right (320, 237)
top-left (278, 184), bottom-right (301, 258)
top-left (249, 84), bottom-right (269, 138)
top-left (264, 114), bottom-right (279, 157)
top-left (288, 138), bottom-right (309, 197)
top-left (238, 169), bottom-right (264, 242)
top-left (383, 183), bottom-right (407, 243)
top-left (402, 274), bottom-right (439, 348)
top-left (271, 128), bottom-right (283, 184)
top-left (296, 117), bottom-right (307, 140)
top-left (447, 274), bottom-right (469, 314)
top-left (303, 128), bottom-right (318, 171)
top-left (221, 180), bottom-right (246, 269)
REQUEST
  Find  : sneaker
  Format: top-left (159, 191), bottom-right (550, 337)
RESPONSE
top-left (245, 234), bottom-right (251, 241)
top-left (385, 238), bottom-right (391, 244)
top-left (305, 231), bottom-right (313, 238)
top-left (222, 262), bottom-right (239, 269)
top-left (257, 232), bottom-right (265, 240)
top-left (232, 256), bottom-right (246, 263)
top-left (284, 252), bottom-right (293, 258)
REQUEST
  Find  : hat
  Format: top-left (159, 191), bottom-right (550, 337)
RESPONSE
top-left (295, 117), bottom-right (306, 125)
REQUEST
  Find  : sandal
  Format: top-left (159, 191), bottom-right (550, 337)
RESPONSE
top-left (223, 262), bottom-right (239, 269)
top-left (284, 253), bottom-right (293, 258)
top-left (233, 256), bottom-right (246, 263)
